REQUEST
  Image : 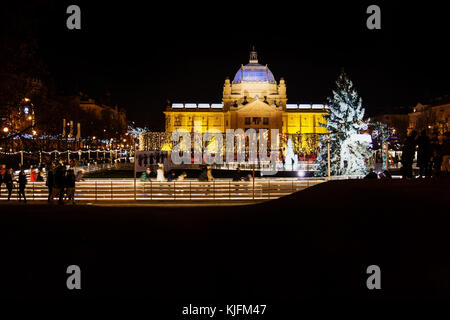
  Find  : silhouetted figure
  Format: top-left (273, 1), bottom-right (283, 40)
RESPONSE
top-left (198, 166), bottom-right (208, 182)
top-left (17, 170), bottom-right (27, 202)
top-left (54, 165), bottom-right (66, 204)
top-left (143, 154), bottom-right (148, 167)
top-left (46, 165), bottom-right (54, 202)
top-left (379, 170), bottom-right (392, 179)
top-left (364, 168), bottom-right (378, 179)
top-left (37, 169), bottom-right (44, 182)
top-left (232, 167), bottom-right (243, 181)
top-left (401, 131), bottom-right (417, 178)
top-left (441, 132), bottom-right (450, 175)
top-left (167, 171), bottom-right (176, 182)
top-left (417, 130), bottom-right (432, 177)
top-left (4, 169), bottom-right (14, 200)
top-left (65, 169), bottom-right (76, 204)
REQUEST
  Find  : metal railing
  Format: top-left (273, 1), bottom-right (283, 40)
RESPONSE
top-left (0, 178), bottom-right (325, 201)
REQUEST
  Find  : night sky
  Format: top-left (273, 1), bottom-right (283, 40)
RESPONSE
top-left (3, 1), bottom-right (449, 130)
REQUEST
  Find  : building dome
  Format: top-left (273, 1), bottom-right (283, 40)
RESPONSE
top-left (232, 49), bottom-right (276, 83)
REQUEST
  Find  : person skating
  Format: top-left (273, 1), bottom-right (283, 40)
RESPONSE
top-left (140, 168), bottom-right (151, 182)
top-left (156, 163), bottom-right (165, 182)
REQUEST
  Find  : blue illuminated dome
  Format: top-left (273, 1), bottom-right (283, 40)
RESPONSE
top-left (233, 49), bottom-right (276, 83)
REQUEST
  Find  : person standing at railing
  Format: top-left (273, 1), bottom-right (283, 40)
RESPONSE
top-left (156, 163), bottom-right (166, 182)
top-left (140, 168), bottom-right (151, 182)
top-left (440, 132), bottom-right (450, 176)
top-left (37, 168), bottom-right (45, 182)
top-left (30, 168), bottom-right (37, 182)
top-left (17, 170), bottom-right (27, 203)
top-left (54, 165), bottom-right (66, 204)
top-left (167, 171), bottom-right (176, 182)
top-left (75, 169), bottom-right (85, 182)
top-left (65, 169), bottom-right (76, 204)
top-left (177, 172), bottom-right (187, 181)
top-left (46, 164), bottom-right (55, 202)
top-left (4, 168), bottom-right (14, 201)
top-left (0, 164), bottom-right (5, 187)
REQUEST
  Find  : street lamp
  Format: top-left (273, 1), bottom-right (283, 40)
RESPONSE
top-left (2, 127), bottom-right (9, 133)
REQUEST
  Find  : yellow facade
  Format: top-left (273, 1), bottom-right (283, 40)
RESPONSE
top-left (163, 50), bottom-right (328, 151)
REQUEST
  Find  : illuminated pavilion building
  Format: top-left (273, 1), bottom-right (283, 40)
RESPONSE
top-left (162, 49), bottom-right (329, 154)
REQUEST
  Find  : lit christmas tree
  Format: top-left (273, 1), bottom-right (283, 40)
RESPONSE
top-left (315, 70), bottom-right (372, 176)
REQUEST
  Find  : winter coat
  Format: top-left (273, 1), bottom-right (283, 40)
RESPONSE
top-left (417, 135), bottom-right (431, 167)
top-left (140, 171), bottom-right (150, 182)
top-left (46, 170), bottom-right (54, 187)
top-left (401, 137), bottom-right (416, 164)
top-left (3, 173), bottom-right (13, 188)
top-left (65, 174), bottom-right (76, 188)
top-left (30, 171), bottom-right (37, 182)
top-left (18, 173), bottom-right (27, 189)
top-left (54, 167), bottom-right (66, 188)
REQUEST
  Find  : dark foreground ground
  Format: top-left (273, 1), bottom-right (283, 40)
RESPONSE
top-left (1, 179), bottom-right (450, 310)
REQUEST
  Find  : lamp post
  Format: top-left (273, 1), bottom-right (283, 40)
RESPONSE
top-left (327, 136), bottom-right (331, 180)
top-left (133, 134), bottom-right (137, 201)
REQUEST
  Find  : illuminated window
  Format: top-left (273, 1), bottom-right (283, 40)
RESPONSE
top-left (245, 117), bottom-right (250, 125)
top-left (263, 117), bottom-right (269, 125)
top-left (252, 117), bottom-right (261, 125)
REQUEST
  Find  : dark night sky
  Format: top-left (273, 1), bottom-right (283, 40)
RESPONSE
top-left (3, 1), bottom-right (449, 130)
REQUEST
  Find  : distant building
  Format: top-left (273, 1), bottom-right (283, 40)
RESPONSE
top-left (372, 99), bottom-right (449, 142)
top-left (408, 101), bottom-right (450, 140)
top-left (77, 93), bottom-right (127, 137)
top-left (163, 49), bottom-right (329, 153)
top-left (371, 113), bottom-right (409, 142)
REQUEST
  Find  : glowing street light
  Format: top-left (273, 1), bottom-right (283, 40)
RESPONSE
top-left (2, 127), bottom-right (9, 133)
top-left (24, 97), bottom-right (30, 102)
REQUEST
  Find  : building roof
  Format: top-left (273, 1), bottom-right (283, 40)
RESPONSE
top-left (232, 49), bottom-right (276, 83)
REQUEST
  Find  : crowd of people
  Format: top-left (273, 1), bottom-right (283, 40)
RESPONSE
top-left (401, 131), bottom-right (450, 179)
top-left (139, 164), bottom-right (216, 182)
top-left (45, 163), bottom-right (81, 204)
top-left (0, 162), bottom-right (84, 204)
top-left (364, 131), bottom-right (450, 179)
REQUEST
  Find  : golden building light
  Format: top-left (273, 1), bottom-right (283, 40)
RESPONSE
top-left (162, 49), bottom-right (329, 153)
